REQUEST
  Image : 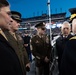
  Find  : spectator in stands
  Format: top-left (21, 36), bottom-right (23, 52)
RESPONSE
top-left (56, 21), bottom-right (73, 75)
top-left (60, 8), bottom-right (76, 75)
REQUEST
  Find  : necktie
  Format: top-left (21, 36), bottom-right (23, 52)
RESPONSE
top-left (13, 33), bottom-right (17, 40)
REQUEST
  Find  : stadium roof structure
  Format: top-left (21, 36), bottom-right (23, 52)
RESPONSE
top-left (21, 12), bottom-right (67, 23)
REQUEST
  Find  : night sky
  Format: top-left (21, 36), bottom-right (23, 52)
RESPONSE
top-left (8, 0), bottom-right (76, 18)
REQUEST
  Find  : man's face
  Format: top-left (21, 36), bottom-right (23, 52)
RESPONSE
top-left (37, 26), bottom-right (46, 35)
top-left (72, 19), bottom-right (76, 34)
top-left (1, 6), bottom-right (11, 15)
top-left (0, 6), bottom-right (13, 29)
top-left (10, 20), bottom-right (20, 32)
top-left (61, 24), bottom-right (71, 36)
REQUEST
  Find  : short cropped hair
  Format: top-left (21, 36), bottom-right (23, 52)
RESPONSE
top-left (63, 21), bottom-right (70, 26)
top-left (0, 0), bottom-right (9, 8)
top-left (61, 21), bottom-right (70, 29)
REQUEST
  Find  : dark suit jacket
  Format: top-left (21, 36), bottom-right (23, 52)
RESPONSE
top-left (23, 35), bottom-right (31, 54)
top-left (4, 31), bottom-right (29, 75)
top-left (0, 34), bottom-right (23, 75)
top-left (60, 35), bottom-right (76, 75)
top-left (56, 34), bottom-right (73, 71)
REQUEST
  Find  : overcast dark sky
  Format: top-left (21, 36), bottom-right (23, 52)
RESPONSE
top-left (8, 0), bottom-right (76, 18)
top-left (51, 0), bottom-right (76, 17)
top-left (8, 0), bottom-right (47, 18)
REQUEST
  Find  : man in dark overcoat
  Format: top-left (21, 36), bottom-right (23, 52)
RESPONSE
top-left (4, 11), bottom-right (30, 75)
top-left (56, 21), bottom-right (73, 75)
top-left (0, 0), bottom-right (23, 75)
top-left (60, 8), bottom-right (76, 75)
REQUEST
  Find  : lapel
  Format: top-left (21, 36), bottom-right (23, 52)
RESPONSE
top-left (36, 35), bottom-right (44, 43)
top-left (0, 34), bottom-right (7, 42)
top-left (0, 34), bottom-right (15, 52)
top-left (5, 31), bottom-right (17, 42)
top-left (15, 33), bottom-right (21, 44)
top-left (3, 31), bottom-right (20, 49)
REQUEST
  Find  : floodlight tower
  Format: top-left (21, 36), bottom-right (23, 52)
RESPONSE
top-left (47, 0), bottom-right (52, 42)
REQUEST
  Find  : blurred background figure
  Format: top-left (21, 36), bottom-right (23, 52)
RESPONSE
top-left (23, 33), bottom-right (32, 62)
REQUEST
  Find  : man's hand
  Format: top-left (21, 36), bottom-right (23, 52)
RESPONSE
top-left (44, 56), bottom-right (49, 63)
top-left (26, 63), bottom-right (30, 68)
top-left (24, 44), bottom-right (28, 47)
top-left (26, 63), bottom-right (30, 72)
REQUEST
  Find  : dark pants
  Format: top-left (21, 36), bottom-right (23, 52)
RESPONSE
top-left (25, 46), bottom-right (32, 62)
top-left (36, 62), bottom-right (50, 75)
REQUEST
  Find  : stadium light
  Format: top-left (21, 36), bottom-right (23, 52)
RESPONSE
top-left (46, 23), bottom-right (51, 29)
top-left (18, 28), bottom-right (27, 30)
top-left (57, 23), bottom-right (62, 28)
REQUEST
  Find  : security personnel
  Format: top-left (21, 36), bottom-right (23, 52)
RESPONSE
top-left (4, 11), bottom-right (30, 75)
top-left (31, 22), bottom-right (52, 75)
top-left (60, 8), bottom-right (76, 75)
